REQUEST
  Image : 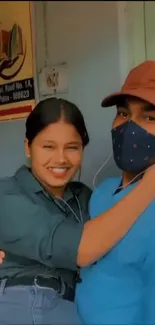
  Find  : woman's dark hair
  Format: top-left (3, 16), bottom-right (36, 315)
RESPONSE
top-left (26, 97), bottom-right (89, 147)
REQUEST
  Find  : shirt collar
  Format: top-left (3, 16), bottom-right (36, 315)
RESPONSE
top-left (14, 165), bottom-right (74, 201)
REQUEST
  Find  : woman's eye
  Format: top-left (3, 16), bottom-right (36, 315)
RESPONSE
top-left (67, 147), bottom-right (79, 151)
top-left (43, 145), bottom-right (54, 149)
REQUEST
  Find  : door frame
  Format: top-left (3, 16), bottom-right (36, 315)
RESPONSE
top-left (117, 1), bottom-right (146, 83)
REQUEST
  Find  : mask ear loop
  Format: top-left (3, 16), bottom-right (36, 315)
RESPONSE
top-left (93, 152), bottom-right (113, 189)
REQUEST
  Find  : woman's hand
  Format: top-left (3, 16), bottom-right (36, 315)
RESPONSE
top-left (0, 251), bottom-right (5, 263)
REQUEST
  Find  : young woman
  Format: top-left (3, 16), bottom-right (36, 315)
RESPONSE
top-left (0, 96), bottom-right (155, 325)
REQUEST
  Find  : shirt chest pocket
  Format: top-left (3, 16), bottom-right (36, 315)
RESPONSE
top-left (33, 191), bottom-right (81, 223)
top-left (31, 192), bottom-right (65, 222)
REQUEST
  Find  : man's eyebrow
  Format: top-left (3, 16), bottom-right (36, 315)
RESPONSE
top-left (143, 104), bottom-right (155, 112)
top-left (116, 104), bottom-right (129, 109)
top-left (116, 99), bottom-right (128, 108)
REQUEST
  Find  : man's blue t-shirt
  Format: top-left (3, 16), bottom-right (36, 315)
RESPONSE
top-left (75, 177), bottom-right (155, 325)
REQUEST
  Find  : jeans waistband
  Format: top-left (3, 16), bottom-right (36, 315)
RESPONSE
top-left (0, 276), bottom-right (75, 302)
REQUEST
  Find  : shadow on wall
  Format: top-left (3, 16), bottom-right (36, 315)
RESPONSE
top-left (0, 119), bottom-right (26, 177)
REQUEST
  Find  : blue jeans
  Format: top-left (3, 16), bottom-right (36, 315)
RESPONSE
top-left (0, 278), bottom-right (82, 324)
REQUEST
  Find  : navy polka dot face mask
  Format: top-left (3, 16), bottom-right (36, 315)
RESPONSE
top-left (111, 120), bottom-right (155, 173)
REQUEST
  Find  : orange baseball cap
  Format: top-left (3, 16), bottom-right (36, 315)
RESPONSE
top-left (101, 60), bottom-right (155, 107)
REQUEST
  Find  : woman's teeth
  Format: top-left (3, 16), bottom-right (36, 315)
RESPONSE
top-left (48, 167), bottom-right (68, 173)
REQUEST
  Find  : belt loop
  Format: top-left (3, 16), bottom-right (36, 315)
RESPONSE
top-left (59, 277), bottom-right (65, 296)
top-left (0, 278), bottom-right (7, 295)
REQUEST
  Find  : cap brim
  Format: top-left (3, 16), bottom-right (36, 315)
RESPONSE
top-left (101, 88), bottom-right (155, 107)
top-left (101, 89), bottom-right (155, 107)
top-left (101, 92), bottom-right (123, 107)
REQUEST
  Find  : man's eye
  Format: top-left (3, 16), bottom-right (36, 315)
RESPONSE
top-left (145, 116), bottom-right (155, 121)
top-left (117, 111), bottom-right (128, 117)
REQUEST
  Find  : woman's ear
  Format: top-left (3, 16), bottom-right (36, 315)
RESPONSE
top-left (24, 139), bottom-right (31, 158)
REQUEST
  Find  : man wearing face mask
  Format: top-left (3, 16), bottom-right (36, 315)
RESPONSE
top-left (76, 60), bottom-right (155, 325)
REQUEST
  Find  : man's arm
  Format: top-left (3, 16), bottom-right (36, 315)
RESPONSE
top-left (1, 166), bottom-right (155, 269)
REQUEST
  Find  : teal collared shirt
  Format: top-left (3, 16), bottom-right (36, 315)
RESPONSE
top-left (0, 165), bottom-right (92, 283)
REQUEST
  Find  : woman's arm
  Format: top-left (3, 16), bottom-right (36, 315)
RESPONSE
top-left (77, 168), bottom-right (155, 266)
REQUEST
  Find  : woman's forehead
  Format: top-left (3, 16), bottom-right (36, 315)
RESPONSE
top-left (33, 121), bottom-right (82, 143)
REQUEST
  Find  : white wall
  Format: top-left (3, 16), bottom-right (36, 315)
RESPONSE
top-left (35, 1), bottom-right (122, 187)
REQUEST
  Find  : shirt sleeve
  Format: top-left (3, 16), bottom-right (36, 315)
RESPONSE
top-left (0, 193), bottom-right (84, 270)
